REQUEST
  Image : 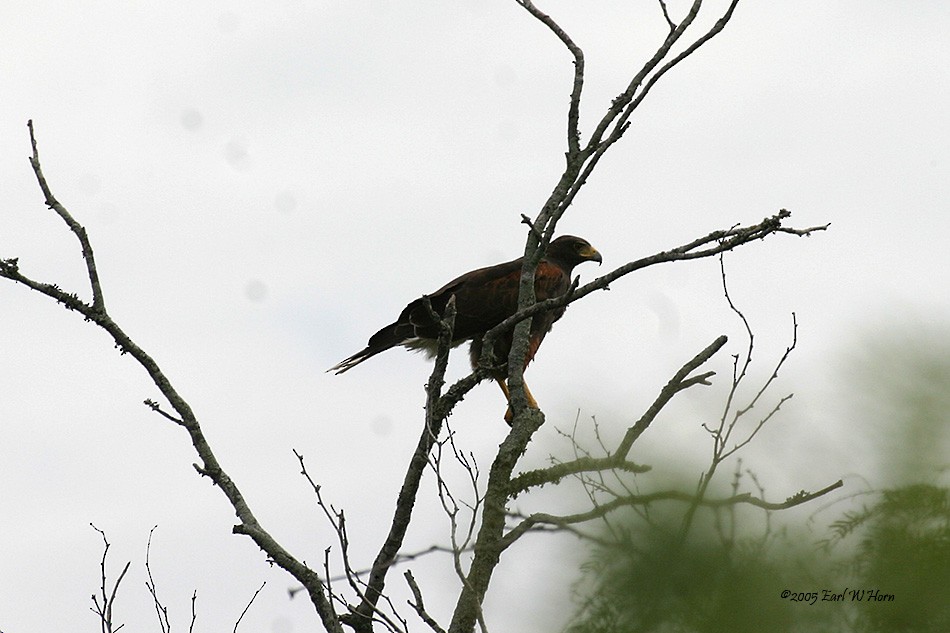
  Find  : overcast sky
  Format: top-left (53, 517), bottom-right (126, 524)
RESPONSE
top-left (2, 1), bottom-right (949, 632)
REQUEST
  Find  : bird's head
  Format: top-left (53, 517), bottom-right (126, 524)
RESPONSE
top-left (545, 235), bottom-right (602, 269)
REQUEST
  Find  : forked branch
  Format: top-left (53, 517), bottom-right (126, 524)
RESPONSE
top-left (509, 335), bottom-right (727, 497)
top-left (502, 479), bottom-right (844, 547)
top-left (26, 119), bottom-right (106, 313)
top-left (516, 0), bottom-right (585, 157)
top-left (440, 210), bottom-right (827, 424)
top-left (90, 524), bottom-right (131, 633)
top-left (344, 295), bottom-right (458, 633)
top-left (2, 122), bottom-right (344, 633)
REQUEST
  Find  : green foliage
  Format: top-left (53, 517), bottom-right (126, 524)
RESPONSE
top-left (565, 517), bottom-right (810, 633)
top-left (565, 323), bottom-right (950, 633)
top-left (849, 485), bottom-right (950, 633)
top-left (565, 484), bottom-right (950, 633)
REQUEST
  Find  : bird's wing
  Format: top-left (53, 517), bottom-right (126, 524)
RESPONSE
top-left (328, 254), bottom-right (573, 374)
top-left (328, 257), bottom-right (523, 373)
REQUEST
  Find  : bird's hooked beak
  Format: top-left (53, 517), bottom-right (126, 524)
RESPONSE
top-left (581, 244), bottom-right (603, 265)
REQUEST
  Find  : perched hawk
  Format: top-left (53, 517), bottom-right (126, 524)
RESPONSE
top-left (329, 235), bottom-right (602, 421)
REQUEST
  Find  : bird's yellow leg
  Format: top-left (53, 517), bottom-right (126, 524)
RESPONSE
top-left (497, 378), bottom-right (539, 424)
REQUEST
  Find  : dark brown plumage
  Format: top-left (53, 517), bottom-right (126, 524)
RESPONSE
top-left (328, 235), bottom-right (602, 420)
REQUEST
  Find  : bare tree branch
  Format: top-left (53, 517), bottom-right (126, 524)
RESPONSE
top-left (507, 335), bottom-right (725, 498)
top-left (610, 1), bottom-right (742, 145)
top-left (520, 1), bottom-right (743, 236)
top-left (433, 210), bottom-right (828, 441)
top-left (515, 0), bottom-right (585, 157)
top-left (679, 258), bottom-right (801, 540)
top-left (657, 0), bottom-right (676, 31)
top-left (443, 2), bottom-right (825, 627)
top-left (616, 336), bottom-right (727, 457)
top-left (26, 119), bottom-right (105, 313)
top-left (479, 210), bottom-right (827, 379)
top-left (3, 122), bottom-right (344, 633)
top-left (293, 450), bottom-right (410, 632)
top-left (429, 421), bottom-right (487, 632)
top-left (345, 295), bottom-right (457, 632)
top-left (303, 546), bottom-right (469, 585)
top-left (405, 571), bottom-right (447, 633)
top-left (498, 334), bottom-right (727, 555)
top-left (510, 456), bottom-right (652, 499)
top-left (2, 1), bottom-right (838, 629)
top-left (233, 582), bottom-right (266, 633)
top-left (189, 590), bottom-right (198, 633)
top-left (89, 524), bottom-right (130, 633)
top-left (488, 0), bottom-right (751, 452)
top-left (501, 479), bottom-right (844, 548)
top-left (144, 527), bottom-right (171, 633)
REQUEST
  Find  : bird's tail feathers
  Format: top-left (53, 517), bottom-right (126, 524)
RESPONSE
top-left (327, 347), bottom-right (383, 374)
top-left (327, 321), bottom-right (411, 374)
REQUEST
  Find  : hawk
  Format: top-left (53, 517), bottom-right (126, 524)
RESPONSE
top-left (329, 235), bottom-right (602, 421)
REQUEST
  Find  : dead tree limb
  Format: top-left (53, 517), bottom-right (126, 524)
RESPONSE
top-left (89, 524), bottom-right (131, 633)
top-left (0, 121), bottom-right (345, 633)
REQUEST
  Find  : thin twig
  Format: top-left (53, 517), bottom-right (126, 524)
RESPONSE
top-left (520, 214), bottom-right (544, 240)
top-left (437, 211), bottom-right (827, 434)
top-left (233, 582), bottom-right (266, 633)
top-left (501, 479), bottom-right (844, 548)
top-left (320, 545), bottom-right (468, 583)
top-left (681, 259), bottom-right (800, 540)
top-left (89, 524), bottom-right (130, 633)
top-left (144, 526), bottom-right (171, 633)
top-left (657, 0), bottom-right (676, 31)
top-left (515, 0), bottom-right (585, 157)
top-left (428, 418), bottom-right (485, 627)
top-left (346, 296), bottom-right (457, 632)
top-left (405, 571), bottom-right (447, 633)
top-left (5, 123), bottom-right (343, 633)
top-left (294, 450), bottom-right (407, 633)
top-left (479, 211), bottom-right (825, 371)
top-left (27, 119), bottom-right (105, 313)
top-left (189, 590), bottom-right (198, 633)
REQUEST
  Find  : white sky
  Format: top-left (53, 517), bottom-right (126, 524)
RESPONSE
top-left (2, 1), bottom-right (949, 632)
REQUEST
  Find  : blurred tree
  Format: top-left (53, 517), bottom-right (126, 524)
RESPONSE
top-left (841, 485), bottom-right (950, 633)
top-left (565, 325), bottom-right (950, 633)
top-left (845, 321), bottom-right (950, 486)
